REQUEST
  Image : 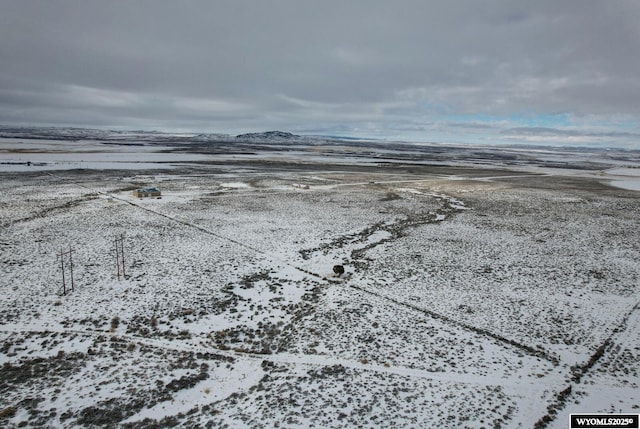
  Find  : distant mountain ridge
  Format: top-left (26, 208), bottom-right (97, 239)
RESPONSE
top-left (235, 131), bottom-right (300, 141)
top-left (0, 125), bottom-right (329, 146)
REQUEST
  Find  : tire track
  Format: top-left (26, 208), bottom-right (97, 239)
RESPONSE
top-left (0, 325), bottom-right (559, 392)
top-left (533, 300), bottom-right (640, 428)
top-left (107, 193), bottom-right (327, 282)
top-left (347, 283), bottom-right (560, 365)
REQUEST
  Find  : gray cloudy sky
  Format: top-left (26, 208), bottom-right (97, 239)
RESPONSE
top-left (1, 1), bottom-right (639, 147)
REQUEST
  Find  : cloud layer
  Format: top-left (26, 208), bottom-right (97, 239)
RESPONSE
top-left (1, 1), bottom-right (639, 146)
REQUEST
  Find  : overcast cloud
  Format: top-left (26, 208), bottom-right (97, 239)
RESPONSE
top-left (1, 1), bottom-right (639, 147)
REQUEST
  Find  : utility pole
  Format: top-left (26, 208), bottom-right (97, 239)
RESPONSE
top-left (58, 249), bottom-right (66, 296)
top-left (115, 234), bottom-right (126, 280)
top-left (68, 245), bottom-right (75, 292)
top-left (115, 237), bottom-right (121, 280)
top-left (57, 246), bottom-right (75, 295)
top-left (119, 234), bottom-right (126, 278)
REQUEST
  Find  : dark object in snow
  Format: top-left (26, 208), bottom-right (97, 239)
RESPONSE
top-left (333, 265), bottom-right (345, 276)
top-left (133, 187), bottom-right (161, 198)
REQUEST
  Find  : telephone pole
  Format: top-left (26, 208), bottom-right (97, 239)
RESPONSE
top-left (119, 234), bottom-right (125, 278)
top-left (58, 249), bottom-right (66, 295)
top-left (68, 245), bottom-right (75, 292)
top-left (57, 246), bottom-right (75, 295)
top-left (115, 237), bottom-right (120, 280)
top-left (114, 234), bottom-right (126, 280)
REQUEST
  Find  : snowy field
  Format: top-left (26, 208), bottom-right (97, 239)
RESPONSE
top-left (1, 132), bottom-right (639, 428)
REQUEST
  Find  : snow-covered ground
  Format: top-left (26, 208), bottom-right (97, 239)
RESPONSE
top-left (1, 133), bottom-right (639, 428)
top-left (605, 167), bottom-right (640, 191)
top-left (0, 138), bottom-right (211, 171)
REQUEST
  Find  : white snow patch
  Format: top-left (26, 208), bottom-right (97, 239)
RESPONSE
top-left (220, 182), bottom-right (250, 189)
top-left (610, 178), bottom-right (640, 191)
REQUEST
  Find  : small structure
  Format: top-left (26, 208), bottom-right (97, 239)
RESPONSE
top-left (133, 187), bottom-right (161, 198)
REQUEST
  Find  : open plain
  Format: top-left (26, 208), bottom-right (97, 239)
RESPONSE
top-left (1, 130), bottom-right (639, 428)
